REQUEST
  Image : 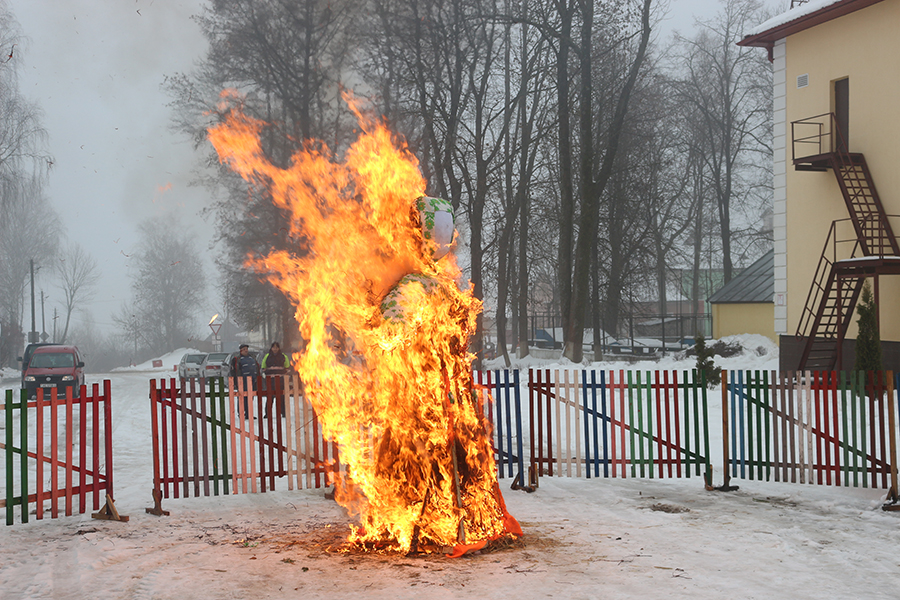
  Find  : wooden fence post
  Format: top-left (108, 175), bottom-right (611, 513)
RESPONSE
top-left (885, 372), bottom-right (899, 509)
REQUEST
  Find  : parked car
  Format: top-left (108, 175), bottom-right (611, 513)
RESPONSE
top-left (178, 353), bottom-right (207, 379)
top-left (17, 342), bottom-right (60, 387)
top-left (22, 345), bottom-right (85, 399)
top-left (200, 352), bottom-right (234, 379)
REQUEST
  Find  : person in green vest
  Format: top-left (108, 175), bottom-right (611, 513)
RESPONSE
top-left (261, 341), bottom-right (290, 375)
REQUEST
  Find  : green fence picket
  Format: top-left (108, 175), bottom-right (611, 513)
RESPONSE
top-left (5, 389), bottom-right (13, 526)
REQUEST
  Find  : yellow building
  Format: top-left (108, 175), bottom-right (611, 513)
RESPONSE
top-left (709, 250), bottom-right (776, 342)
top-left (740, 0), bottom-right (900, 371)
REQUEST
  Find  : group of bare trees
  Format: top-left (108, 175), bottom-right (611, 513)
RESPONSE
top-left (0, 1), bottom-right (57, 366)
top-left (0, 3), bottom-right (110, 369)
top-left (167, 0), bottom-right (774, 365)
top-left (109, 219), bottom-right (207, 358)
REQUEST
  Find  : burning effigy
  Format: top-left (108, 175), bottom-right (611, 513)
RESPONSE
top-left (207, 93), bottom-right (521, 556)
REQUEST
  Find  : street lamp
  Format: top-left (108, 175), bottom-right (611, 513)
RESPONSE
top-left (209, 314), bottom-right (223, 352)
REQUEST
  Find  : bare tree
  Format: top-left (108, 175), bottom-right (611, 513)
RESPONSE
top-left (495, 0), bottom-right (555, 365)
top-left (0, 2), bottom-right (51, 194)
top-left (54, 242), bottom-right (100, 344)
top-left (127, 218), bottom-right (207, 355)
top-left (0, 178), bottom-right (60, 364)
top-left (112, 300), bottom-right (146, 363)
top-left (166, 0), bottom-right (358, 350)
top-left (671, 0), bottom-right (773, 284)
top-left (563, 0), bottom-right (654, 362)
top-left (0, 3), bottom-right (55, 366)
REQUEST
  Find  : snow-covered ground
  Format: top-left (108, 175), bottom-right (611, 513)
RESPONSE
top-left (2, 335), bottom-right (899, 599)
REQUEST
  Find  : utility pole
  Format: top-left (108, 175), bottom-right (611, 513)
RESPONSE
top-left (40, 290), bottom-right (48, 342)
top-left (29, 259), bottom-right (38, 344)
top-left (53, 307), bottom-right (58, 343)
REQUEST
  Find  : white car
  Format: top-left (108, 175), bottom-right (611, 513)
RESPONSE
top-left (200, 352), bottom-right (234, 379)
top-left (178, 353), bottom-right (207, 379)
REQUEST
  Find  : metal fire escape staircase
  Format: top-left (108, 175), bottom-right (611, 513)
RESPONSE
top-left (793, 114), bottom-right (900, 371)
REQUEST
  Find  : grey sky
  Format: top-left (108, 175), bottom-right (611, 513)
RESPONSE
top-left (10, 0), bottom-right (212, 335)
top-left (8, 0), bottom-right (785, 337)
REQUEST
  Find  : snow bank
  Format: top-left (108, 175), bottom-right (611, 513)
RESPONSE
top-left (0, 366), bottom-right (19, 382)
top-left (111, 347), bottom-right (205, 373)
top-left (486, 333), bottom-right (780, 375)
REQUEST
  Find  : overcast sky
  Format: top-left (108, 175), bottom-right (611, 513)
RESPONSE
top-left (8, 0), bottom-right (785, 338)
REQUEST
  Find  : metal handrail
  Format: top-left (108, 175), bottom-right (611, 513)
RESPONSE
top-left (795, 215), bottom-right (900, 338)
top-left (791, 112), bottom-right (848, 162)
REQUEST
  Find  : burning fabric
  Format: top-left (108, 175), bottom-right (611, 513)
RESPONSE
top-left (208, 94), bottom-right (521, 555)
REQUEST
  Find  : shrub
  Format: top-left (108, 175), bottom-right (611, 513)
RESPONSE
top-left (694, 334), bottom-right (720, 388)
top-left (854, 279), bottom-right (882, 374)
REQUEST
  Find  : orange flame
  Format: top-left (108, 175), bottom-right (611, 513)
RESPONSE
top-left (208, 92), bottom-right (520, 554)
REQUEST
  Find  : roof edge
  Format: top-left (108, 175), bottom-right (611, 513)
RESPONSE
top-left (738, 0), bottom-right (884, 50)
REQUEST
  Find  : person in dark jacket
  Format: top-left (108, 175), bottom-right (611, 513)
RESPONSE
top-left (233, 343), bottom-right (260, 377)
top-left (232, 344), bottom-right (259, 417)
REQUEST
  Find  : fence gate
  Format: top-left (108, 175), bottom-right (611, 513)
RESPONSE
top-left (149, 375), bottom-right (338, 509)
top-left (2, 382), bottom-right (113, 525)
top-left (723, 370), bottom-right (899, 497)
top-left (530, 369), bottom-right (711, 485)
top-left (150, 371), bottom-right (527, 510)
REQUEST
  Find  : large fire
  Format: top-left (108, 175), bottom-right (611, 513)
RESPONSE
top-left (208, 93), bottom-right (521, 555)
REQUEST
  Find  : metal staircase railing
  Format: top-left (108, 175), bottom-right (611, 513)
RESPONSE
top-left (796, 219), bottom-right (860, 339)
top-left (829, 153), bottom-right (900, 257)
top-left (792, 113), bottom-right (900, 370)
top-left (795, 220), bottom-right (864, 370)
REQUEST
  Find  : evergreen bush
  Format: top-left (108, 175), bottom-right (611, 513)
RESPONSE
top-left (854, 279), bottom-right (882, 374)
top-left (694, 334), bottom-right (719, 388)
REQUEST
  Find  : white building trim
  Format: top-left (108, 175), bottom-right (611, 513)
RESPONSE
top-left (772, 38), bottom-right (788, 335)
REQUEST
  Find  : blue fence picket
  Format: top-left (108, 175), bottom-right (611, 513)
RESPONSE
top-left (475, 370), bottom-right (524, 482)
top-left (497, 369), bottom-right (523, 482)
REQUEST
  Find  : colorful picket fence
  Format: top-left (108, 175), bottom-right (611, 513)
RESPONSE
top-left (722, 370), bottom-right (899, 496)
top-left (2, 382), bottom-right (114, 525)
top-left (147, 368), bottom-right (900, 509)
top-left (149, 375), bottom-right (338, 506)
top-left (529, 369), bottom-right (712, 484)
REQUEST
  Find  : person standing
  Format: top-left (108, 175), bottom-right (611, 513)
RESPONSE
top-left (261, 341), bottom-right (290, 417)
top-left (232, 343), bottom-right (259, 417)
top-left (261, 341), bottom-right (290, 376)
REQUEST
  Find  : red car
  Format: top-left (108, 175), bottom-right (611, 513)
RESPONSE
top-left (23, 345), bottom-right (85, 399)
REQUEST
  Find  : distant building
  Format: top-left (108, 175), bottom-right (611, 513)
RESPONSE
top-left (708, 250), bottom-right (775, 342)
top-left (739, 0), bottom-right (900, 371)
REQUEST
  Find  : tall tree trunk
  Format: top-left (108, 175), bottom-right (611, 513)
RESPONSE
top-left (517, 194), bottom-right (530, 358)
top-left (692, 181), bottom-right (704, 337)
top-left (496, 0), bottom-right (513, 367)
top-left (555, 0), bottom-right (576, 355)
top-left (591, 241), bottom-right (602, 356)
top-left (565, 0), bottom-right (652, 362)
